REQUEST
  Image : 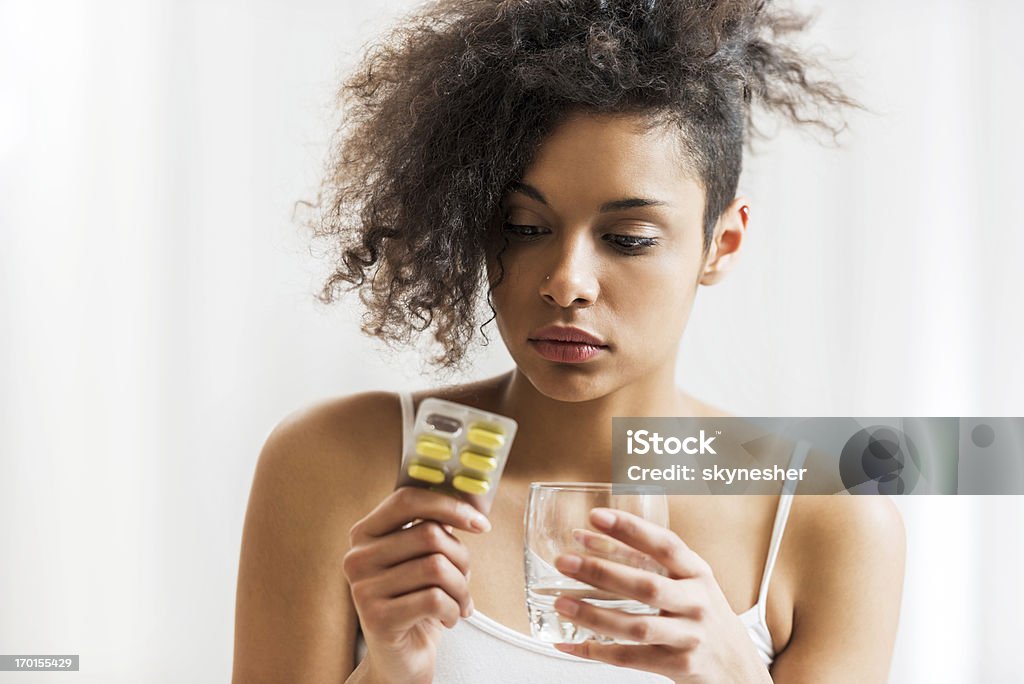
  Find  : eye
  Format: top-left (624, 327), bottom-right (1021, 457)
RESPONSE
top-left (603, 234), bottom-right (659, 255)
top-left (501, 223), bottom-right (548, 241)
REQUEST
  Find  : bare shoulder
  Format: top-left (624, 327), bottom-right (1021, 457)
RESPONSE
top-left (785, 495), bottom-right (907, 607)
top-left (265, 392), bottom-right (404, 488)
top-left (789, 494), bottom-right (906, 565)
top-left (233, 391), bottom-right (403, 683)
top-left (248, 392), bottom-right (408, 530)
top-left (770, 495), bottom-right (906, 683)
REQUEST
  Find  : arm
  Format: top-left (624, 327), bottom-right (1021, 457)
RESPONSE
top-left (232, 392), bottom-right (398, 684)
top-left (769, 495), bottom-right (906, 683)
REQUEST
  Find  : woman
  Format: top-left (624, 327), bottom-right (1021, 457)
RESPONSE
top-left (234, 1), bottom-right (905, 682)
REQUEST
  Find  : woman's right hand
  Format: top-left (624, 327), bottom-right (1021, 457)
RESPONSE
top-left (343, 486), bottom-right (491, 684)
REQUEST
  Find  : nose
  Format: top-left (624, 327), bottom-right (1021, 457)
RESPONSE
top-left (539, 232), bottom-right (600, 308)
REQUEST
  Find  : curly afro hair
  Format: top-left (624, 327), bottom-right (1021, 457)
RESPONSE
top-left (306, 0), bottom-right (859, 370)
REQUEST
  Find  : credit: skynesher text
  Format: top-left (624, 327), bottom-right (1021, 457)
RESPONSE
top-left (627, 464), bottom-right (808, 485)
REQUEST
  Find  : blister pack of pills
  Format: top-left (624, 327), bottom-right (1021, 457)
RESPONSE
top-left (395, 398), bottom-right (518, 514)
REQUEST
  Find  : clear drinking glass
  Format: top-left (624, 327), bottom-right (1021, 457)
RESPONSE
top-left (524, 482), bottom-right (670, 644)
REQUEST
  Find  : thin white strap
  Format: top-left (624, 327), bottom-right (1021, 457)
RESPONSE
top-left (755, 439), bottom-right (811, 625)
top-left (398, 391), bottom-right (414, 461)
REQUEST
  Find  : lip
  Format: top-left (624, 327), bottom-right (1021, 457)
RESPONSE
top-left (528, 326), bottom-right (607, 346)
top-left (527, 326), bottom-right (609, 364)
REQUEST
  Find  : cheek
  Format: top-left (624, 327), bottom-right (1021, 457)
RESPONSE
top-left (487, 247), bottom-right (534, 302)
top-left (486, 262), bottom-right (528, 327)
top-left (483, 243), bottom-right (502, 286)
top-left (614, 260), bottom-right (698, 333)
top-left (483, 224), bottom-right (512, 284)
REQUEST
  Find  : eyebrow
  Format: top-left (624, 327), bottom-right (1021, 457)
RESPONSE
top-left (507, 181), bottom-right (670, 213)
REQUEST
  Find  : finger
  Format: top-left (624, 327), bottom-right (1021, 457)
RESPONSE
top-left (571, 528), bottom-right (660, 571)
top-left (380, 587), bottom-right (463, 631)
top-left (352, 487), bottom-right (491, 541)
top-left (554, 641), bottom-right (679, 676)
top-left (350, 521), bottom-right (471, 577)
top-left (553, 596), bottom-right (698, 646)
top-left (589, 508), bottom-right (707, 578)
top-left (553, 553), bottom-right (695, 615)
top-left (369, 552), bottom-right (473, 617)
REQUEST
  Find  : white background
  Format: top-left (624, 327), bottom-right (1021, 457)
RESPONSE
top-left (1, 0), bottom-right (1022, 682)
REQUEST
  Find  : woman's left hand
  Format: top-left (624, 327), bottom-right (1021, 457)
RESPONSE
top-left (552, 508), bottom-right (773, 684)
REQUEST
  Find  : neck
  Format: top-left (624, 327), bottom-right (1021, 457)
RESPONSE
top-left (494, 367), bottom-right (697, 481)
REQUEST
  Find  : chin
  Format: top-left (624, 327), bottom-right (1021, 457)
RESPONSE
top-left (518, 360), bottom-right (615, 403)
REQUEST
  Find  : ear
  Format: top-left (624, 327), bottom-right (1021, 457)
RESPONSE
top-left (699, 197), bottom-right (750, 286)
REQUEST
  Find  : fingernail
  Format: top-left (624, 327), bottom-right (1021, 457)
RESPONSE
top-left (468, 598), bottom-right (475, 616)
top-left (555, 597), bottom-right (579, 617)
top-left (469, 511), bottom-right (491, 532)
top-left (591, 509), bottom-right (616, 529)
top-left (584, 534), bottom-right (615, 555)
top-left (556, 553), bottom-right (582, 573)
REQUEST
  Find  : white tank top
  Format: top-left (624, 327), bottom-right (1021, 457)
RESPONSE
top-left (353, 392), bottom-right (810, 681)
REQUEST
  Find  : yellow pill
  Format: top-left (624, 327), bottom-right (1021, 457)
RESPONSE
top-left (460, 450), bottom-right (497, 472)
top-left (466, 425), bottom-right (505, 450)
top-left (408, 464), bottom-right (445, 484)
top-left (452, 474), bottom-right (490, 495)
top-left (415, 437), bottom-right (452, 462)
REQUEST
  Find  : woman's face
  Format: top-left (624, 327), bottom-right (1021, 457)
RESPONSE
top-left (487, 111), bottom-right (742, 402)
